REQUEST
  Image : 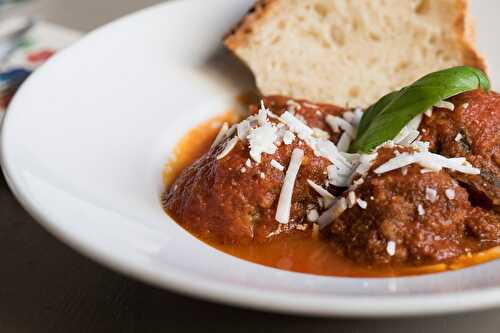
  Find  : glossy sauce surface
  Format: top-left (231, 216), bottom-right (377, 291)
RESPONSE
top-left (163, 115), bottom-right (500, 277)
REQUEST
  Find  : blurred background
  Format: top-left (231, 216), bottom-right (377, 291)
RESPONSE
top-left (0, 0), bottom-right (163, 30)
top-left (2, 1), bottom-right (500, 332)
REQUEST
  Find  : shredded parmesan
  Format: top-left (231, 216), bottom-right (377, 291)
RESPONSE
top-left (216, 137), bottom-right (239, 160)
top-left (417, 204), bottom-right (425, 216)
top-left (245, 159), bottom-right (252, 168)
top-left (211, 122), bottom-right (229, 148)
top-left (286, 99), bottom-right (301, 111)
top-left (283, 131), bottom-right (295, 145)
top-left (455, 133), bottom-right (463, 142)
top-left (462, 103), bottom-right (469, 110)
top-left (407, 114), bottom-right (423, 131)
top-left (445, 188), bottom-right (456, 200)
top-left (237, 120), bottom-right (251, 140)
top-left (347, 191), bottom-right (356, 208)
top-left (326, 115), bottom-right (355, 136)
top-left (312, 127), bottom-right (330, 139)
top-left (357, 198), bottom-right (368, 209)
top-left (307, 209), bottom-right (319, 222)
top-left (281, 111), bottom-right (314, 140)
top-left (386, 241), bottom-right (396, 256)
top-left (434, 100), bottom-right (455, 111)
top-left (226, 124), bottom-right (237, 138)
top-left (394, 127), bottom-right (420, 146)
top-left (374, 151), bottom-right (480, 175)
top-left (336, 132), bottom-right (352, 152)
top-left (425, 187), bottom-right (438, 202)
top-left (275, 149), bottom-right (304, 224)
top-left (318, 197), bottom-right (347, 229)
top-left (247, 123), bottom-right (278, 163)
top-left (271, 159), bottom-right (285, 171)
top-left (307, 180), bottom-right (335, 200)
top-left (327, 165), bottom-right (351, 187)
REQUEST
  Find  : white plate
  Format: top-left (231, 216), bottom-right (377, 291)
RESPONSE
top-left (2, 0), bottom-right (500, 318)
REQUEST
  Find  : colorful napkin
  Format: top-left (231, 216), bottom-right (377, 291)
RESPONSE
top-left (0, 21), bottom-right (82, 113)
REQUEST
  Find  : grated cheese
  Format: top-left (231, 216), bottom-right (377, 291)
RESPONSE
top-left (312, 127), bottom-right (330, 139)
top-left (271, 159), bottom-right (285, 171)
top-left (316, 140), bottom-right (352, 171)
top-left (374, 151), bottom-right (480, 175)
top-left (407, 114), bottom-right (423, 131)
top-left (394, 127), bottom-right (420, 146)
top-left (286, 99), bottom-right (302, 111)
top-left (307, 209), bottom-right (319, 222)
top-left (275, 149), bottom-right (304, 224)
top-left (445, 188), bottom-right (456, 200)
top-left (280, 111), bottom-right (314, 140)
top-left (336, 132), bottom-right (352, 152)
top-left (434, 100), bottom-right (455, 111)
top-left (226, 124), bottom-right (237, 138)
top-left (260, 172), bottom-right (266, 179)
top-left (357, 198), bottom-right (368, 209)
top-left (211, 122), bottom-right (229, 148)
top-left (326, 115), bottom-right (355, 136)
top-left (216, 137), bottom-right (239, 160)
top-left (283, 131), bottom-right (295, 144)
top-left (245, 158), bottom-right (252, 168)
top-left (247, 123), bottom-right (278, 163)
top-left (347, 191), bottom-right (357, 208)
top-left (327, 165), bottom-right (351, 187)
top-left (455, 133), bottom-right (463, 142)
top-left (307, 179), bottom-right (335, 201)
top-left (417, 204), bottom-right (425, 216)
top-left (237, 120), bottom-right (251, 141)
top-left (318, 197), bottom-right (347, 229)
top-left (386, 241), bottom-right (396, 256)
top-left (425, 187), bottom-right (438, 203)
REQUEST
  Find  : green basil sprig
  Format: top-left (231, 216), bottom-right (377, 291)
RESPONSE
top-left (349, 66), bottom-right (490, 153)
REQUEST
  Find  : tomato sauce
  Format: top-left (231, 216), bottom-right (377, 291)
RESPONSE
top-left (162, 114), bottom-right (500, 277)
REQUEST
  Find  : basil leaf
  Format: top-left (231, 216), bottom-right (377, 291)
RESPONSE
top-left (350, 66), bottom-right (490, 153)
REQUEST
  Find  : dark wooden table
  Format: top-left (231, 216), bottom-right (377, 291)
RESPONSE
top-left (2, 1), bottom-right (500, 331)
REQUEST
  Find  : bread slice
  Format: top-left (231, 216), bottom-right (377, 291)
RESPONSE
top-left (225, 0), bottom-right (486, 107)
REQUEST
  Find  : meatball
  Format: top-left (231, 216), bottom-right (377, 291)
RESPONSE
top-left (420, 90), bottom-right (500, 209)
top-left (163, 97), bottom-right (345, 244)
top-left (329, 147), bottom-right (500, 265)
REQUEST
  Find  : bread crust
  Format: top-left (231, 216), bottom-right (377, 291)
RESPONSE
top-left (454, 0), bottom-right (487, 72)
top-left (224, 0), bottom-right (278, 51)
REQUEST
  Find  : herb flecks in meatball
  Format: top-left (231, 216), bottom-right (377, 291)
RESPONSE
top-left (421, 90), bottom-right (500, 209)
top-left (163, 97), bottom-right (345, 244)
top-left (330, 147), bottom-right (500, 265)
